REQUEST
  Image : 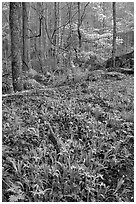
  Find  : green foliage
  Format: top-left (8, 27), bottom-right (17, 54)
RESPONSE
top-left (23, 79), bottom-right (45, 90)
top-left (2, 81), bottom-right (12, 94)
top-left (2, 72), bottom-right (13, 94)
top-left (2, 74), bottom-right (134, 202)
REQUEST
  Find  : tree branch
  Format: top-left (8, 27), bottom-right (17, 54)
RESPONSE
top-left (81, 2), bottom-right (90, 23)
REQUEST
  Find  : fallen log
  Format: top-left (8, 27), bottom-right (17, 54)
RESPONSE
top-left (120, 68), bottom-right (134, 75)
top-left (105, 50), bottom-right (134, 69)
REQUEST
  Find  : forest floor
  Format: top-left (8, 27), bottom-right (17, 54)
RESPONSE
top-left (2, 74), bottom-right (134, 202)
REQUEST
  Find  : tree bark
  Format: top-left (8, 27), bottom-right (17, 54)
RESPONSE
top-left (22, 2), bottom-right (29, 71)
top-left (9, 2), bottom-right (23, 92)
top-left (41, 2), bottom-right (46, 68)
top-left (67, 2), bottom-right (72, 68)
top-left (112, 2), bottom-right (116, 68)
top-left (57, 2), bottom-right (63, 68)
top-left (77, 2), bottom-right (82, 49)
top-left (27, 2), bottom-right (32, 69)
top-left (53, 2), bottom-right (57, 56)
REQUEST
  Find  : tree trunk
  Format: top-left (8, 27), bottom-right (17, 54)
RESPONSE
top-left (52, 2), bottom-right (58, 70)
top-left (27, 2), bottom-right (32, 69)
top-left (112, 2), bottom-right (116, 68)
top-left (36, 3), bottom-right (42, 72)
top-left (45, 3), bottom-right (49, 58)
top-left (41, 2), bottom-right (46, 69)
top-left (53, 2), bottom-right (57, 56)
top-left (22, 2), bottom-right (29, 71)
top-left (77, 2), bottom-right (82, 49)
top-left (57, 2), bottom-right (63, 68)
top-left (9, 2), bottom-right (23, 92)
top-left (101, 2), bottom-right (106, 32)
top-left (68, 2), bottom-right (72, 68)
top-left (48, 3), bottom-right (52, 58)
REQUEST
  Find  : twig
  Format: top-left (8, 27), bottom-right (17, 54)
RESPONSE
top-left (2, 88), bottom-right (53, 98)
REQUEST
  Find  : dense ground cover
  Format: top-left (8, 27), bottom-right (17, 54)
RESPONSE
top-left (2, 75), bottom-right (134, 202)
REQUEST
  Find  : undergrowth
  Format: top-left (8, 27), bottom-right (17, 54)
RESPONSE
top-left (2, 75), bottom-right (134, 202)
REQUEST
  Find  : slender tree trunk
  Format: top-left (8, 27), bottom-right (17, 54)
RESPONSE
top-left (22, 2), bottom-right (28, 71)
top-left (101, 2), bottom-right (106, 32)
top-left (27, 2), bottom-right (32, 69)
top-left (53, 2), bottom-right (57, 56)
top-left (45, 3), bottom-right (49, 58)
top-left (9, 2), bottom-right (23, 92)
top-left (68, 2), bottom-right (72, 68)
top-left (57, 2), bottom-right (63, 68)
top-left (77, 2), bottom-right (82, 50)
top-left (60, 5), bottom-right (65, 54)
top-left (48, 3), bottom-right (52, 58)
top-left (41, 2), bottom-right (46, 69)
top-left (112, 2), bottom-right (116, 68)
top-left (36, 3), bottom-right (42, 72)
top-left (57, 2), bottom-right (60, 49)
top-left (52, 2), bottom-right (57, 70)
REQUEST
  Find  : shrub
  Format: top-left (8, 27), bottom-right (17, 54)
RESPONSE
top-left (23, 79), bottom-right (45, 90)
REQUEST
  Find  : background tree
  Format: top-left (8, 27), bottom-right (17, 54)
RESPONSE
top-left (9, 2), bottom-right (23, 92)
top-left (112, 2), bottom-right (116, 68)
top-left (27, 2), bottom-right (32, 69)
top-left (67, 3), bottom-right (73, 68)
top-left (22, 2), bottom-right (29, 71)
top-left (77, 2), bottom-right (82, 49)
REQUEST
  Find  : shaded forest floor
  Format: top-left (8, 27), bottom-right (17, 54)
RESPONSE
top-left (2, 74), bottom-right (134, 202)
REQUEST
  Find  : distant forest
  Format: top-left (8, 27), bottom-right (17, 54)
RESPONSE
top-left (2, 2), bottom-right (134, 92)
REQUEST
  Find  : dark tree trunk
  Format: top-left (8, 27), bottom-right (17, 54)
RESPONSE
top-left (52, 2), bottom-right (57, 70)
top-left (77, 2), bottom-right (82, 49)
top-left (53, 2), bottom-right (57, 54)
top-left (112, 2), bottom-right (116, 68)
top-left (9, 2), bottom-right (23, 92)
top-left (22, 2), bottom-right (29, 71)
